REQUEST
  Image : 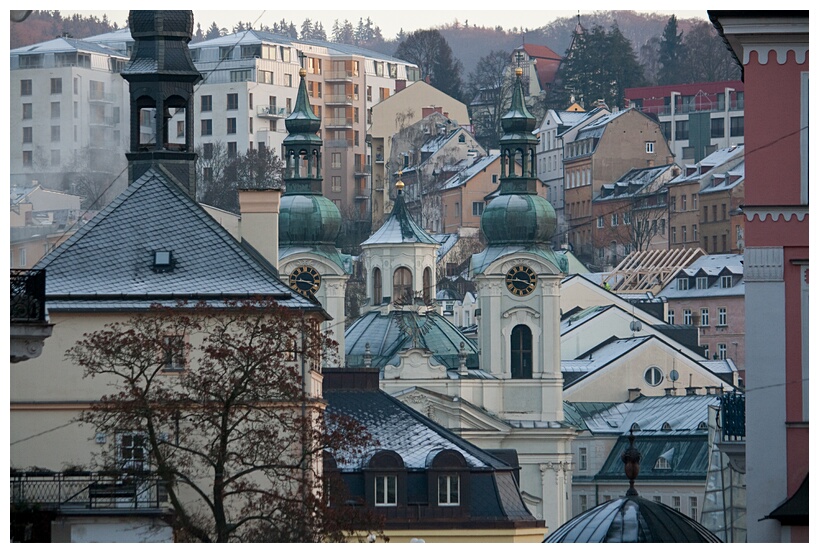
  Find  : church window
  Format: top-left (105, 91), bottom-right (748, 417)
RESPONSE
top-left (423, 267), bottom-right (432, 304)
top-left (510, 325), bottom-right (533, 379)
top-left (393, 267), bottom-right (412, 303)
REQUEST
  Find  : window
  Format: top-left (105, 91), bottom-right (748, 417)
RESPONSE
top-left (712, 235), bottom-right (718, 253)
top-left (203, 167), bottom-right (213, 184)
top-left (118, 432), bottom-right (148, 471)
top-left (703, 344), bottom-right (710, 359)
top-left (730, 116), bottom-right (744, 137)
top-left (51, 78), bottom-right (62, 94)
top-left (22, 103), bottom-right (32, 120)
top-left (176, 120), bottom-right (184, 138)
top-left (372, 268), bottom-right (382, 304)
top-left (579, 495), bottom-right (588, 513)
top-left (644, 366), bottom-right (663, 387)
top-left (690, 497), bottom-right (699, 521)
top-left (653, 496), bottom-right (662, 504)
top-left (330, 152), bottom-right (342, 169)
top-left (623, 212), bottom-right (631, 225)
top-left (230, 69), bottom-right (252, 82)
top-left (23, 127), bottom-right (32, 143)
top-left (20, 79), bottom-right (32, 96)
top-left (510, 325), bottom-right (533, 379)
top-left (331, 176), bottom-right (342, 192)
top-left (675, 120), bottom-right (689, 141)
top-left (683, 309), bottom-right (692, 325)
top-left (611, 213), bottom-right (619, 226)
top-left (668, 310), bottom-right (675, 324)
top-left (455, 202), bottom-right (460, 216)
top-left (18, 248), bottom-right (27, 267)
top-left (718, 307), bottom-right (727, 326)
top-left (201, 119), bottom-right (212, 136)
top-left (645, 141), bottom-right (654, 153)
top-left (676, 277), bottom-right (688, 290)
top-left (711, 117), bottom-right (725, 138)
top-left (472, 202), bottom-right (484, 216)
top-left (681, 194), bottom-right (687, 210)
top-left (227, 117), bottom-right (237, 134)
top-left (374, 475), bottom-right (397, 506)
top-left (227, 93), bottom-right (239, 110)
top-left (692, 194), bottom-right (698, 209)
top-left (722, 203), bottom-right (727, 221)
top-left (248, 118), bottom-right (253, 133)
top-left (672, 496), bottom-right (681, 512)
top-left (579, 447), bottom-right (588, 471)
top-left (682, 226), bottom-right (687, 242)
top-left (51, 125), bottom-right (60, 142)
top-left (671, 227), bottom-right (677, 244)
top-left (693, 224), bottom-right (698, 241)
top-left (696, 276), bottom-right (708, 289)
top-left (227, 142), bottom-right (237, 158)
top-left (700, 308), bottom-right (709, 326)
top-left (284, 73), bottom-right (293, 87)
top-left (655, 456), bottom-right (671, 470)
top-left (718, 343), bottom-right (727, 360)
top-left (597, 216), bottom-right (604, 228)
top-left (22, 151), bottom-right (33, 167)
top-left (670, 196), bottom-right (676, 211)
top-left (51, 101), bottom-right (61, 119)
top-left (201, 95), bottom-right (212, 112)
top-left (162, 335), bottom-right (186, 371)
top-left (393, 267), bottom-right (412, 303)
top-left (720, 275), bottom-right (733, 289)
top-left (202, 143), bottom-right (213, 159)
top-left (438, 475), bottom-right (459, 506)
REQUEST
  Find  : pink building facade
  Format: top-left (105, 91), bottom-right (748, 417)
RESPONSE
top-left (710, 11), bottom-right (808, 543)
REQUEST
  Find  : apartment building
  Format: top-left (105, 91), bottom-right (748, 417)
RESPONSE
top-left (665, 145), bottom-right (745, 253)
top-left (625, 81), bottom-right (745, 165)
top-left (562, 108), bottom-right (672, 264)
top-left (536, 105), bottom-right (609, 247)
top-left (369, 80), bottom-right (469, 229)
top-left (9, 37), bottom-right (131, 195)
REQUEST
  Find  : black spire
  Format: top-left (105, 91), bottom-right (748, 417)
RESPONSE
top-left (282, 67), bottom-right (323, 196)
top-left (122, 11), bottom-right (202, 198)
top-left (498, 67), bottom-right (539, 195)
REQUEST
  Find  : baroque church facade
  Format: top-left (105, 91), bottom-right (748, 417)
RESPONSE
top-left (279, 65), bottom-right (575, 529)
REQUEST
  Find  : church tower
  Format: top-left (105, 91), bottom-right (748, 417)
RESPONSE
top-left (122, 11), bottom-right (201, 198)
top-left (278, 64), bottom-right (351, 366)
top-left (470, 67), bottom-right (568, 421)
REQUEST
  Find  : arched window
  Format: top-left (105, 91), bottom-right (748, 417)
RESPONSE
top-left (510, 324), bottom-right (532, 379)
top-left (372, 267), bottom-right (382, 305)
top-left (393, 267), bottom-right (412, 303)
top-left (423, 267), bottom-right (432, 304)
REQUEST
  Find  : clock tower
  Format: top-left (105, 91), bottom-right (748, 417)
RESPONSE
top-left (470, 66), bottom-right (568, 413)
top-left (278, 65), bottom-right (351, 366)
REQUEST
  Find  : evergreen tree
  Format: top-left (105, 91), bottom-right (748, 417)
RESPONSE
top-left (193, 22), bottom-right (204, 43)
top-left (658, 15), bottom-right (685, 85)
top-left (339, 20), bottom-right (355, 44)
top-left (301, 18), bottom-right (312, 40)
top-left (313, 22), bottom-right (327, 41)
top-left (205, 22), bottom-right (222, 40)
top-left (394, 29), bottom-right (464, 100)
top-left (287, 22), bottom-right (298, 39)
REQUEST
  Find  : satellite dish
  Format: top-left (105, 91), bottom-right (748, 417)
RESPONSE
top-left (669, 369), bottom-right (680, 382)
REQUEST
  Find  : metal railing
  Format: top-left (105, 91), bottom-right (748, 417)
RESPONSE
top-left (257, 105), bottom-right (289, 118)
top-left (719, 392), bottom-right (745, 441)
top-left (11, 471), bottom-right (168, 511)
top-left (11, 269), bottom-right (46, 322)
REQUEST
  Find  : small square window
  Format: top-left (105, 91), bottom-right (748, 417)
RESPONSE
top-left (645, 141), bottom-right (655, 153)
top-left (153, 250), bottom-right (175, 272)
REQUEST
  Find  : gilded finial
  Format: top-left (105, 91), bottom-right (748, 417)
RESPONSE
top-left (299, 67), bottom-right (307, 78)
top-left (396, 170), bottom-right (405, 190)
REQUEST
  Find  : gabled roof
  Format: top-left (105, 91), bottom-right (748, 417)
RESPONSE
top-left (576, 394), bottom-right (721, 436)
top-left (596, 434), bottom-right (710, 481)
top-left (34, 168), bottom-right (317, 311)
top-left (661, 254), bottom-right (745, 299)
top-left (440, 154), bottom-right (500, 191)
top-left (668, 145), bottom-right (745, 184)
top-left (11, 37), bottom-right (127, 58)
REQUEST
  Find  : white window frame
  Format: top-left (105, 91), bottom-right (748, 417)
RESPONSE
top-left (696, 276), bottom-right (708, 289)
top-left (579, 447), bottom-right (588, 471)
top-left (162, 334), bottom-right (186, 372)
top-left (117, 431), bottom-right (148, 471)
top-left (677, 278), bottom-right (689, 291)
top-left (718, 343), bottom-right (727, 360)
top-left (645, 141), bottom-right (655, 153)
top-left (672, 496), bottom-right (681, 512)
top-left (700, 308), bottom-right (709, 327)
top-left (437, 474), bottom-right (460, 506)
top-left (690, 496), bottom-right (699, 521)
top-left (720, 275), bottom-right (733, 288)
top-left (374, 475), bottom-right (397, 506)
top-left (597, 216), bottom-right (604, 228)
top-left (667, 310), bottom-right (675, 324)
top-left (718, 307), bottom-right (727, 326)
top-left (683, 309), bottom-right (692, 325)
top-left (644, 366), bottom-right (663, 387)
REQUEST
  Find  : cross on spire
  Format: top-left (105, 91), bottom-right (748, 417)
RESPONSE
top-left (297, 49), bottom-right (307, 69)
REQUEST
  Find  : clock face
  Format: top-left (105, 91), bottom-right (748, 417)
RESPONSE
top-left (505, 265), bottom-right (537, 297)
top-left (289, 265), bottom-right (321, 296)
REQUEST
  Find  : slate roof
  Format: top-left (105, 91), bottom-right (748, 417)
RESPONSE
top-left (596, 434), bottom-right (710, 482)
top-left (577, 394), bottom-right (720, 436)
top-left (325, 387), bottom-right (539, 523)
top-left (660, 254), bottom-right (745, 299)
top-left (33, 168), bottom-right (318, 312)
top-left (10, 37), bottom-right (127, 58)
top-left (440, 154), bottom-right (499, 191)
top-left (668, 145), bottom-right (745, 184)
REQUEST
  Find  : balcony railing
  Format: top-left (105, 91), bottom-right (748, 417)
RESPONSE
top-left (324, 117), bottom-right (353, 128)
top-left (324, 70), bottom-right (356, 81)
top-left (89, 92), bottom-right (116, 103)
top-left (257, 105), bottom-right (289, 118)
top-left (719, 392), bottom-right (745, 442)
top-left (632, 101), bottom-right (744, 117)
top-left (11, 471), bottom-right (169, 512)
top-left (324, 94), bottom-right (354, 105)
top-left (11, 269), bottom-right (46, 323)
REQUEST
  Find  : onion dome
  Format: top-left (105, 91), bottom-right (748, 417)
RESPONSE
top-left (279, 67), bottom-right (341, 247)
top-left (481, 193), bottom-right (556, 245)
top-left (545, 433), bottom-right (722, 543)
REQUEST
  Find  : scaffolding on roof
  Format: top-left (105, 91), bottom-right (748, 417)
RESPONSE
top-left (602, 248), bottom-right (705, 294)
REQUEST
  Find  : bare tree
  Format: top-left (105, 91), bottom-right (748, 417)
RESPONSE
top-left (67, 299), bottom-right (383, 543)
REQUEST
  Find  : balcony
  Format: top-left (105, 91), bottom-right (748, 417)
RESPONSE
top-left (88, 92), bottom-right (116, 103)
top-left (325, 94), bottom-right (354, 106)
top-left (716, 391), bottom-right (745, 472)
top-left (325, 139), bottom-right (351, 148)
top-left (10, 269), bottom-right (53, 363)
top-left (325, 70), bottom-right (356, 81)
top-left (257, 105), bottom-right (289, 119)
top-left (324, 117), bottom-right (353, 129)
top-left (354, 162), bottom-right (370, 175)
top-left (11, 470), bottom-right (170, 513)
top-left (374, 155), bottom-right (384, 164)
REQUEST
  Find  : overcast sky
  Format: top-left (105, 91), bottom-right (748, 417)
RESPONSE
top-left (57, 2), bottom-right (712, 41)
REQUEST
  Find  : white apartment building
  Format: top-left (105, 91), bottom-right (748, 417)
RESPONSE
top-left (9, 37), bottom-right (131, 194)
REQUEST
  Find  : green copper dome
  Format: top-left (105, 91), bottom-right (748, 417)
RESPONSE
top-left (481, 193), bottom-right (556, 245)
top-left (279, 194), bottom-right (341, 246)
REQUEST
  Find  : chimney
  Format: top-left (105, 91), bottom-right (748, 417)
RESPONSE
top-left (628, 388), bottom-right (642, 402)
top-left (666, 155), bottom-right (674, 165)
top-left (395, 79), bottom-right (406, 92)
top-left (685, 386), bottom-right (700, 396)
top-left (664, 387), bottom-right (676, 397)
top-left (647, 159), bottom-right (654, 167)
top-left (238, 188), bottom-right (281, 269)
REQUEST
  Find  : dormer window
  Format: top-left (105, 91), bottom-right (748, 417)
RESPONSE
top-left (720, 275), bottom-right (733, 288)
top-left (676, 277), bottom-right (689, 290)
top-left (153, 250), bottom-right (175, 272)
top-left (655, 456), bottom-right (671, 470)
top-left (696, 276), bottom-right (708, 289)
